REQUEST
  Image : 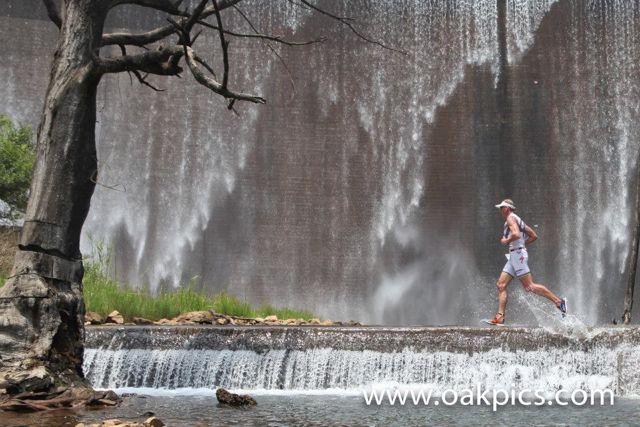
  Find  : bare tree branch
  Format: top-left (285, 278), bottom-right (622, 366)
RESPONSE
top-left (289, 0), bottom-right (407, 55)
top-left (97, 0), bottom-right (211, 77)
top-left (103, 18), bottom-right (324, 48)
top-left (232, 5), bottom-right (298, 96)
top-left (193, 53), bottom-right (217, 80)
top-left (99, 0), bottom-right (397, 105)
top-left (95, 45), bottom-right (184, 75)
top-left (102, 0), bottom-right (245, 46)
top-left (132, 70), bottom-right (165, 91)
top-left (204, 0), bottom-right (243, 11)
top-left (181, 0), bottom-right (209, 37)
top-left (165, 8), bottom-right (264, 105)
top-left (211, 0), bottom-right (229, 89)
top-left (197, 20), bottom-right (325, 46)
top-left (102, 26), bottom-right (177, 47)
top-left (161, 0), bottom-right (207, 73)
top-left (42, 0), bottom-right (62, 29)
top-left (184, 46), bottom-right (265, 104)
top-left (291, 0), bottom-right (355, 22)
top-left (108, 0), bottom-right (188, 16)
top-left (113, 43), bottom-right (166, 91)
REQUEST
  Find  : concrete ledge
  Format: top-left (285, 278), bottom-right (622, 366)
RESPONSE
top-left (85, 325), bottom-right (640, 353)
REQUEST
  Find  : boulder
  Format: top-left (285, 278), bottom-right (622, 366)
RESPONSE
top-left (216, 388), bottom-right (257, 406)
top-left (264, 315), bottom-right (278, 322)
top-left (174, 311), bottom-right (214, 324)
top-left (85, 390), bottom-right (121, 407)
top-left (105, 311), bottom-right (124, 325)
top-left (132, 317), bottom-right (153, 325)
top-left (85, 311), bottom-right (104, 325)
top-left (309, 318), bottom-right (321, 325)
top-left (143, 417), bottom-right (165, 427)
top-left (215, 317), bottom-right (228, 325)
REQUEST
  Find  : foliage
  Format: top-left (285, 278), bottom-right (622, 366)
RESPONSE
top-left (0, 114), bottom-right (34, 219)
top-left (83, 265), bottom-right (211, 321)
top-left (82, 239), bottom-right (314, 321)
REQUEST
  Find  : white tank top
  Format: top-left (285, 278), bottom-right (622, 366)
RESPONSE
top-left (503, 213), bottom-right (526, 250)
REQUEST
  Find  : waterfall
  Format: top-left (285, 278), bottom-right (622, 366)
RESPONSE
top-left (83, 347), bottom-right (624, 393)
top-left (553, 1), bottom-right (640, 323)
top-left (1, 1), bottom-right (640, 325)
top-left (83, 326), bottom-right (640, 395)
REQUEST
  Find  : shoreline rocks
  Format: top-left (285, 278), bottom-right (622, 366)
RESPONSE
top-left (85, 310), bottom-right (362, 328)
top-left (75, 416), bottom-right (164, 427)
top-left (85, 311), bottom-right (104, 325)
top-left (106, 311), bottom-right (124, 325)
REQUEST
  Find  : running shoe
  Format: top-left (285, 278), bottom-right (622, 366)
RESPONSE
top-left (558, 298), bottom-right (567, 318)
top-left (484, 313), bottom-right (505, 326)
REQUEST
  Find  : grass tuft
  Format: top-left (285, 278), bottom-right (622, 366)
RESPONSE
top-left (82, 256), bottom-right (314, 322)
top-left (211, 292), bottom-right (257, 318)
top-left (1, 237), bottom-right (316, 322)
top-left (83, 263), bottom-right (212, 321)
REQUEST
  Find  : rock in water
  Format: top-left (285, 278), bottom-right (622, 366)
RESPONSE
top-left (215, 388), bottom-right (257, 406)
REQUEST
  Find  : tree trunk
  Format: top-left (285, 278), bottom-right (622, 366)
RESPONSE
top-left (0, 0), bottom-right (108, 398)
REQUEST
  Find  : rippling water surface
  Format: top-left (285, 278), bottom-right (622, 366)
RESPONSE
top-left (3, 394), bottom-right (640, 426)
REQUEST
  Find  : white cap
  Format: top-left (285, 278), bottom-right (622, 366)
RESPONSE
top-left (495, 199), bottom-right (516, 210)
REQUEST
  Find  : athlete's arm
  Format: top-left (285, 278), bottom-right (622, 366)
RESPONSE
top-left (524, 224), bottom-right (538, 245)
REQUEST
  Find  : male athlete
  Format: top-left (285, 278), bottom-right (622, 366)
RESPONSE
top-left (486, 199), bottom-right (567, 325)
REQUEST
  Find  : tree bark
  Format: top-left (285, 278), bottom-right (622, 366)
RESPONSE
top-left (0, 0), bottom-right (108, 397)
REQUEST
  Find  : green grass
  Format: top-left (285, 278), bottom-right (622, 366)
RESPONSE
top-left (83, 264), bottom-right (211, 321)
top-left (0, 240), bottom-right (315, 322)
top-left (83, 261), bottom-right (314, 322)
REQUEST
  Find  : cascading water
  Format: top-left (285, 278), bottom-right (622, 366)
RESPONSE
top-left (83, 347), bottom-right (621, 392)
top-left (1, 1), bottom-right (639, 325)
top-left (83, 326), bottom-right (640, 395)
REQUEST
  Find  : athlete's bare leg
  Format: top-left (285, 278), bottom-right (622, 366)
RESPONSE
top-left (496, 272), bottom-right (513, 318)
top-left (518, 273), bottom-right (562, 306)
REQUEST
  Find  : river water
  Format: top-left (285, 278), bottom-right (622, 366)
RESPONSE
top-left (3, 393), bottom-right (639, 426)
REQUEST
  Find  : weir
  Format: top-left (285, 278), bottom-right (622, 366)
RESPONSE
top-left (84, 326), bottom-right (640, 395)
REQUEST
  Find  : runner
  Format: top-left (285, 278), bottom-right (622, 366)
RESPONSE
top-left (486, 199), bottom-right (567, 325)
